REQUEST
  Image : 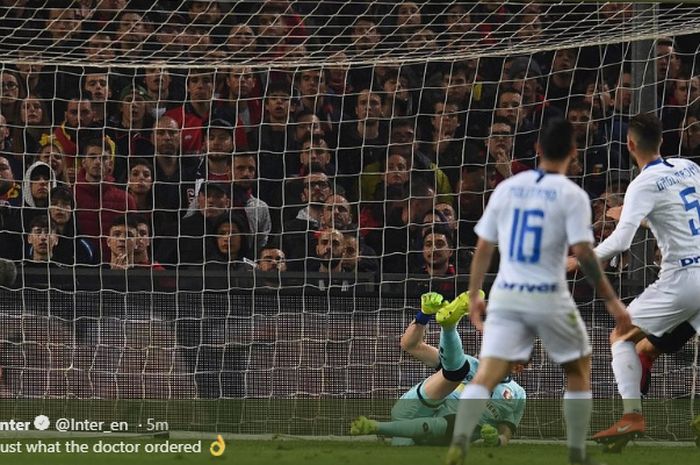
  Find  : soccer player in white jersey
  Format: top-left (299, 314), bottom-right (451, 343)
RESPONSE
top-left (445, 118), bottom-right (631, 465)
top-left (586, 113), bottom-right (700, 445)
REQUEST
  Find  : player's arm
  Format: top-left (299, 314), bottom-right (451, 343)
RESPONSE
top-left (594, 183), bottom-right (652, 261)
top-left (400, 322), bottom-right (440, 368)
top-left (468, 238), bottom-right (496, 332)
top-left (572, 242), bottom-right (632, 332)
top-left (497, 424), bottom-right (513, 446)
top-left (400, 292), bottom-right (446, 368)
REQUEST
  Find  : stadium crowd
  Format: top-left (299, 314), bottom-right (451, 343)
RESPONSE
top-left (0, 0), bottom-right (699, 286)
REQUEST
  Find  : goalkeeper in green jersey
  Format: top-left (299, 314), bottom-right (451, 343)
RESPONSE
top-left (350, 292), bottom-right (526, 447)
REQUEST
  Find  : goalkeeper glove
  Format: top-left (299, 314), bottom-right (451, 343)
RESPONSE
top-left (416, 292), bottom-right (446, 325)
top-left (420, 292), bottom-right (446, 314)
top-left (480, 424), bottom-right (500, 447)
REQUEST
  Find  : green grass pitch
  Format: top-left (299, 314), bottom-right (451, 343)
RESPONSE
top-left (2, 438), bottom-right (697, 465)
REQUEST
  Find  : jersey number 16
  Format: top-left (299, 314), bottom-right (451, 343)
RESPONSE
top-left (509, 209), bottom-right (544, 264)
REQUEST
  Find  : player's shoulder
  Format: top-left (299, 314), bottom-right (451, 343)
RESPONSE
top-left (494, 380), bottom-right (526, 401)
top-left (507, 380), bottom-right (527, 400)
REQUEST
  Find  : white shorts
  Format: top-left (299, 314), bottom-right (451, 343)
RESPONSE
top-left (629, 269), bottom-right (700, 337)
top-left (480, 310), bottom-right (591, 365)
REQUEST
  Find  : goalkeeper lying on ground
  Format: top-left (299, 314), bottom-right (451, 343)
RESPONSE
top-left (350, 292), bottom-right (526, 447)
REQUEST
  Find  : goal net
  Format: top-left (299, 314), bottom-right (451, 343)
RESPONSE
top-left (0, 0), bottom-right (698, 441)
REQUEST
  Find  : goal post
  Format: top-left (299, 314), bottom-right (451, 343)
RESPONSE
top-left (0, 1), bottom-right (698, 442)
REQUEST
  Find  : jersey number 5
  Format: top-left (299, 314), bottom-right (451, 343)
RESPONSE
top-left (679, 187), bottom-right (700, 236)
top-left (509, 209), bottom-right (544, 263)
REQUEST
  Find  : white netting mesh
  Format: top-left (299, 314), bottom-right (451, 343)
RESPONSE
top-left (0, 0), bottom-right (698, 440)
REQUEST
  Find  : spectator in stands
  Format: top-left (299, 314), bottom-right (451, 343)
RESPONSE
top-left (130, 214), bottom-right (164, 270)
top-left (485, 117), bottom-right (530, 188)
top-left (295, 68), bottom-right (339, 134)
top-left (177, 182), bottom-right (230, 266)
top-left (258, 80), bottom-right (294, 212)
top-left (592, 191), bottom-right (624, 245)
top-left (514, 9), bottom-right (544, 43)
top-left (257, 245), bottom-right (287, 272)
top-left (165, 69), bottom-right (246, 156)
top-left (254, 2), bottom-right (289, 57)
top-left (126, 158), bottom-right (154, 212)
top-left (142, 67), bottom-right (178, 120)
top-left (25, 215), bottom-right (58, 264)
top-left (296, 136), bottom-right (334, 177)
top-left (282, 171), bottom-right (332, 271)
top-left (351, 16), bottom-right (380, 56)
top-left (661, 72), bottom-right (693, 155)
top-left (456, 164), bottom-right (487, 250)
top-left (74, 137), bottom-right (136, 259)
top-left (337, 86), bottom-right (388, 199)
top-left (193, 118), bottom-right (235, 184)
top-left (360, 150), bottom-right (410, 202)
top-left (226, 24), bottom-right (256, 55)
top-left (0, 155), bottom-right (22, 259)
top-left (105, 215), bottom-right (138, 270)
top-left (326, 50), bottom-right (353, 99)
top-left (546, 48), bottom-right (577, 113)
top-left (507, 56), bottom-right (549, 125)
top-left (656, 37), bottom-right (682, 101)
top-left (285, 110), bottom-right (325, 175)
top-left (613, 70), bottom-right (632, 118)
top-left (110, 85), bottom-right (154, 180)
top-left (583, 76), bottom-right (629, 168)
top-left (416, 225), bottom-right (456, 278)
top-left (54, 98), bottom-right (94, 156)
top-left (82, 70), bottom-right (111, 127)
top-left (12, 94), bottom-right (50, 157)
top-left (84, 32), bottom-right (116, 62)
top-left (220, 66), bottom-right (261, 141)
top-left (186, 0), bottom-right (223, 25)
top-left (0, 70), bottom-right (24, 127)
top-left (680, 108), bottom-right (700, 164)
top-left (390, 118), bottom-right (454, 202)
top-left (379, 67), bottom-right (415, 118)
top-left (114, 10), bottom-right (151, 58)
top-left (308, 228), bottom-right (345, 273)
top-left (380, 177), bottom-right (435, 274)
top-left (36, 134), bottom-right (70, 185)
top-left (582, 78), bottom-right (614, 119)
top-left (21, 161), bottom-right (56, 230)
top-left (495, 87), bottom-right (537, 166)
top-left (150, 116), bottom-right (195, 234)
top-left (435, 202), bottom-right (458, 235)
top-left (48, 185), bottom-right (95, 265)
top-left (420, 97), bottom-right (468, 186)
top-left (15, 57), bottom-right (53, 100)
top-left (43, 6), bottom-right (82, 48)
top-left (320, 193), bottom-right (353, 231)
top-left (206, 214), bottom-right (253, 270)
top-left (441, 63), bottom-right (477, 113)
top-left (691, 75), bottom-right (700, 104)
top-left (567, 100), bottom-right (619, 197)
top-left (231, 151), bottom-right (271, 256)
top-left (0, 114), bottom-right (10, 158)
top-left (339, 231), bottom-right (374, 273)
top-left (389, 1), bottom-right (423, 41)
top-left (443, 4), bottom-right (478, 52)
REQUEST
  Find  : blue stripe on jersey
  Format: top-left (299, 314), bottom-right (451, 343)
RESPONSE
top-left (644, 157), bottom-right (674, 171)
